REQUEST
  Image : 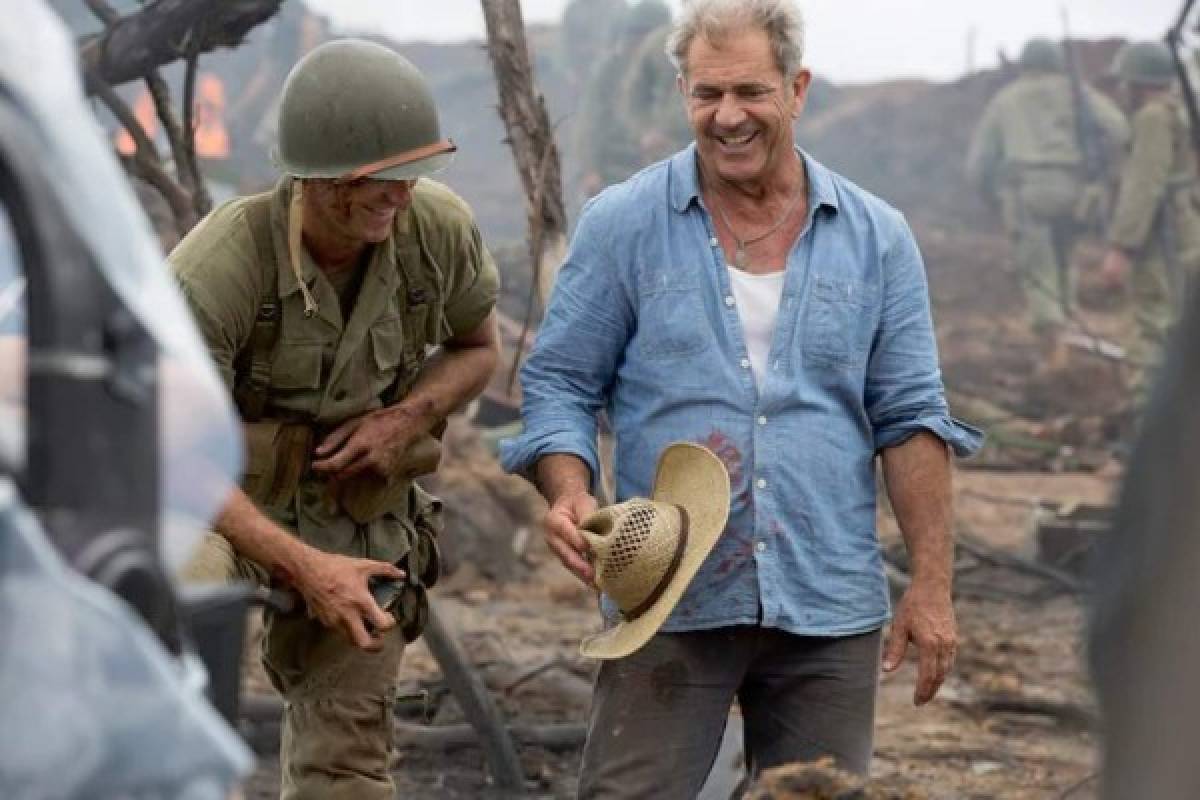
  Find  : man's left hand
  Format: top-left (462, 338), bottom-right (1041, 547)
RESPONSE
top-left (312, 407), bottom-right (423, 481)
top-left (882, 581), bottom-right (957, 706)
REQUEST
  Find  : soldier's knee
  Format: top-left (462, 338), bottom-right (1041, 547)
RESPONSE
top-left (279, 689), bottom-right (397, 800)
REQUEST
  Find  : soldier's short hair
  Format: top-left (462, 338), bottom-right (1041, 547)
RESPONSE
top-left (666, 0), bottom-right (807, 80)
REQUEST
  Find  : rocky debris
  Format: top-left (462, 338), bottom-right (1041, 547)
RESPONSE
top-left (745, 758), bottom-right (927, 800)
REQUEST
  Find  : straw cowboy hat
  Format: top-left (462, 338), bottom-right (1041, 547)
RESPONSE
top-left (578, 442), bottom-right (731, 660)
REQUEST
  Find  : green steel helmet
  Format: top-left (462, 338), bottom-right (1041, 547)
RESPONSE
top-left (273, 38), bottom-right (456, 181)
top-left (1019, 38), bottom-right (1065, 72)
top-left (1109, 41), bottom-right (1176, 87)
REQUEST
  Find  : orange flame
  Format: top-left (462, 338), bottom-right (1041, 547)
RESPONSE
top-left (113, 74), bottom-right (230, 161)
top-left (114, 89), bottom-right (158, 156)
top-left (193, 73), bottom-right (230, 160)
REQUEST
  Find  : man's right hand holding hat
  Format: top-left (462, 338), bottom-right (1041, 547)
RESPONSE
top-left (537, 453), bottom-right (599, 586)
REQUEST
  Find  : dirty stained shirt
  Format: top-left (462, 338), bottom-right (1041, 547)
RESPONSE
top-left (171, 178), bottom-right (499, 564)
top-left (501, 145), bottom-right (983, 636)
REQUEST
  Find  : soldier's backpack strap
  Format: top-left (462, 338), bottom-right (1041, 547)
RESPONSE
top-left (232, 196), bottom-right (282, 422)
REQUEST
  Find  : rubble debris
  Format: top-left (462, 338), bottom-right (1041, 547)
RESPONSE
top-left (744, 757), bottom-right (927, 800)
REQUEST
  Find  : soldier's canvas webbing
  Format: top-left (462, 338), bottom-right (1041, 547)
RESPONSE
top-left (232, 196), bottom-right (283, 422)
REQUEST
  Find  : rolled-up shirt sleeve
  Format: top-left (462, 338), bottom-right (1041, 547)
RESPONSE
top-left (499, 194), bottom-right (634, 486)
top-left (865, 212), bottom-right (984, 457)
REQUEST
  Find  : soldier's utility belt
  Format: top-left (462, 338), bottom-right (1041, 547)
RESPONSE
top-left (241, 419), bottom-right (442, 523)
top-left (242, 419), bottom-right (445, 641)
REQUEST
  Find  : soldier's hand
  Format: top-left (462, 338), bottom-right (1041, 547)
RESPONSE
top-left (312, 407), bottom-right (420, 481)
top-left (292, 548), bottom-right (406, 650)
top-left (1100, 248), bottom-right (1132, 291)
top-left (544, 490), bottom-right (598, 587)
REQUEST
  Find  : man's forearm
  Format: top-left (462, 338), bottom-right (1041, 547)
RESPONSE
top-left (213, 487), bottom-right (311, 583)
top-left (536, 453), bottom-right (593, 505)
top-left (881, 431), bottom-right (954, 589)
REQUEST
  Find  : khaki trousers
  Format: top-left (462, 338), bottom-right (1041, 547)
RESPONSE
top-left (1001, 169), bottom-right (1083, 332)
top-left (182, 532), bottom-right (405, 800)
top-left (578, 626), bottom-right (882, 799)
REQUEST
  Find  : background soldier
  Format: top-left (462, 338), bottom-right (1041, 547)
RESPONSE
top-left (967, 37), bottom-right (1128, 347)
top-left (171, 40), bottom-right (500, 799)
top-left (1101, 41), bottom-right (1200, 396)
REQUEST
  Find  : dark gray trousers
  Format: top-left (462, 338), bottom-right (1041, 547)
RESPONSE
top-left (578, 626), bottom-right (883, 799)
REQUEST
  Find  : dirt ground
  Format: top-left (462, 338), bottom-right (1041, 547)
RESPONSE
top-left (239, 464), bottom-right (1116, 799)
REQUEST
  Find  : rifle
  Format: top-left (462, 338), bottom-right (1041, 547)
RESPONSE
top-left (1061, 10), bottom-right (1109, 190)
top-left (1060, 9), bottom-right (1115, 248)
top-left (1166, 0), bottom-right (1200, 164)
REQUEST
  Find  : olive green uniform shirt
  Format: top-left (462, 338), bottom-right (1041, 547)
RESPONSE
top-left (966, 73), bottom-right (1129, 196)
top-left (1108, 94), bottom-right (1200, 254)
top-left (1107, 93), bottom-right (1200, 385)
top-left (170, 177), bottom-right (499, 564)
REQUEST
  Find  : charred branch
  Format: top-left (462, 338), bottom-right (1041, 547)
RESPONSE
top-left (85, 71), bottom-right (198, 230)
top-left (79, 0), bottom-right (284, 92)
top-left (481, 0), bottom-right (568, 316)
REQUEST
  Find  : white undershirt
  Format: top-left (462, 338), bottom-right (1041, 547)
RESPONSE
top-left (726, 265), bottom-right (786, 390)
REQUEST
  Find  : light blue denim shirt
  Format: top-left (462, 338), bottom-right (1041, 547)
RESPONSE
top-left (501, 145), bottom-right (983, 636)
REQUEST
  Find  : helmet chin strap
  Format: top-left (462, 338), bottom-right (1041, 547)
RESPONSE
top-left (288, 181), bottom-right (319, 318)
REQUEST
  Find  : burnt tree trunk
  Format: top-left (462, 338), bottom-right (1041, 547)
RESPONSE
top-left (480, 0), bottom-right (568, 309)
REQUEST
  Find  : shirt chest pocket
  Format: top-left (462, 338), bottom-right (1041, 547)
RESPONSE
top-left (270, 341), bottom-right (324, 390)
top-left (803, 276), bottom-right (873, 368)
top-left (634, 273), bottom-right (711, 362)
top-left (370, 315), bottom-right (407, 392)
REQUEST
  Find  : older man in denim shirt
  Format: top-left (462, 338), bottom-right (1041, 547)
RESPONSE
top-left (502, 0), bottom-right (981, 794)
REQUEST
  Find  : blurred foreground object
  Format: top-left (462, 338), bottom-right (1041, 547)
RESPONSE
top-left (0, 0), bottom-right (250, 796)
top-left (743, 757), bottom-right (925, 799)
top-left (1089, 268), bottom-right (1200, 794)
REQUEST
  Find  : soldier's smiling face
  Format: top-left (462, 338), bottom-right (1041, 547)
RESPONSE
top-left (306, 177), bottom-right (415, 245)
top-left (680, 26), bottom-right (811, 188)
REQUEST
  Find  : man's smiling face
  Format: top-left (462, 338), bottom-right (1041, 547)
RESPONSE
top-left (680, 26), bottom-right (810, 188)
top-left (306, 177), bottom-right (415, 245)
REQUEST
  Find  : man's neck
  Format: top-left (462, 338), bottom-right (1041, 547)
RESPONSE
top-left (704, 151), bottom-right (807, 216)
top-left (301, 227), bottom-right (368, 274)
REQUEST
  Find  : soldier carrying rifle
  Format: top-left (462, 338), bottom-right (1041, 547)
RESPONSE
top-left (967, 38), bottom-right (1128, 355)
top-left (1101, 40), bottom-right (1200, 400)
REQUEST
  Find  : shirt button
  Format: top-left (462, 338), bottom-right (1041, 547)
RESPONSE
top-left (756, 478), bottom-right (767, 489)
top-left (724, 295), bottom-right (736, 307)
top-left (755, 541), bottom-right (767, 553)
top-left (710, 237), bottom-right (719, 248)
top-left (740, 358), bottom-right (751, 369)
top-left (757, 415), bottom-right (768, 426)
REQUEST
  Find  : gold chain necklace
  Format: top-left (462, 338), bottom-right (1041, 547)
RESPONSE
top-left (710, 180), bottom-right (806, 269)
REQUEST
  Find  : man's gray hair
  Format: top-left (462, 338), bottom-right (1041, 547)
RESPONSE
top-left (666, 0), bottom-right (807, 80)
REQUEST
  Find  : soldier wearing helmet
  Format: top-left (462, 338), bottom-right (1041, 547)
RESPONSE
top-left (170, 39), bottom-right (500, 799)
top-left (1100, 41), bottom-right (1200, 401)
top-left (967, 37), bottom-right (1128, 352)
